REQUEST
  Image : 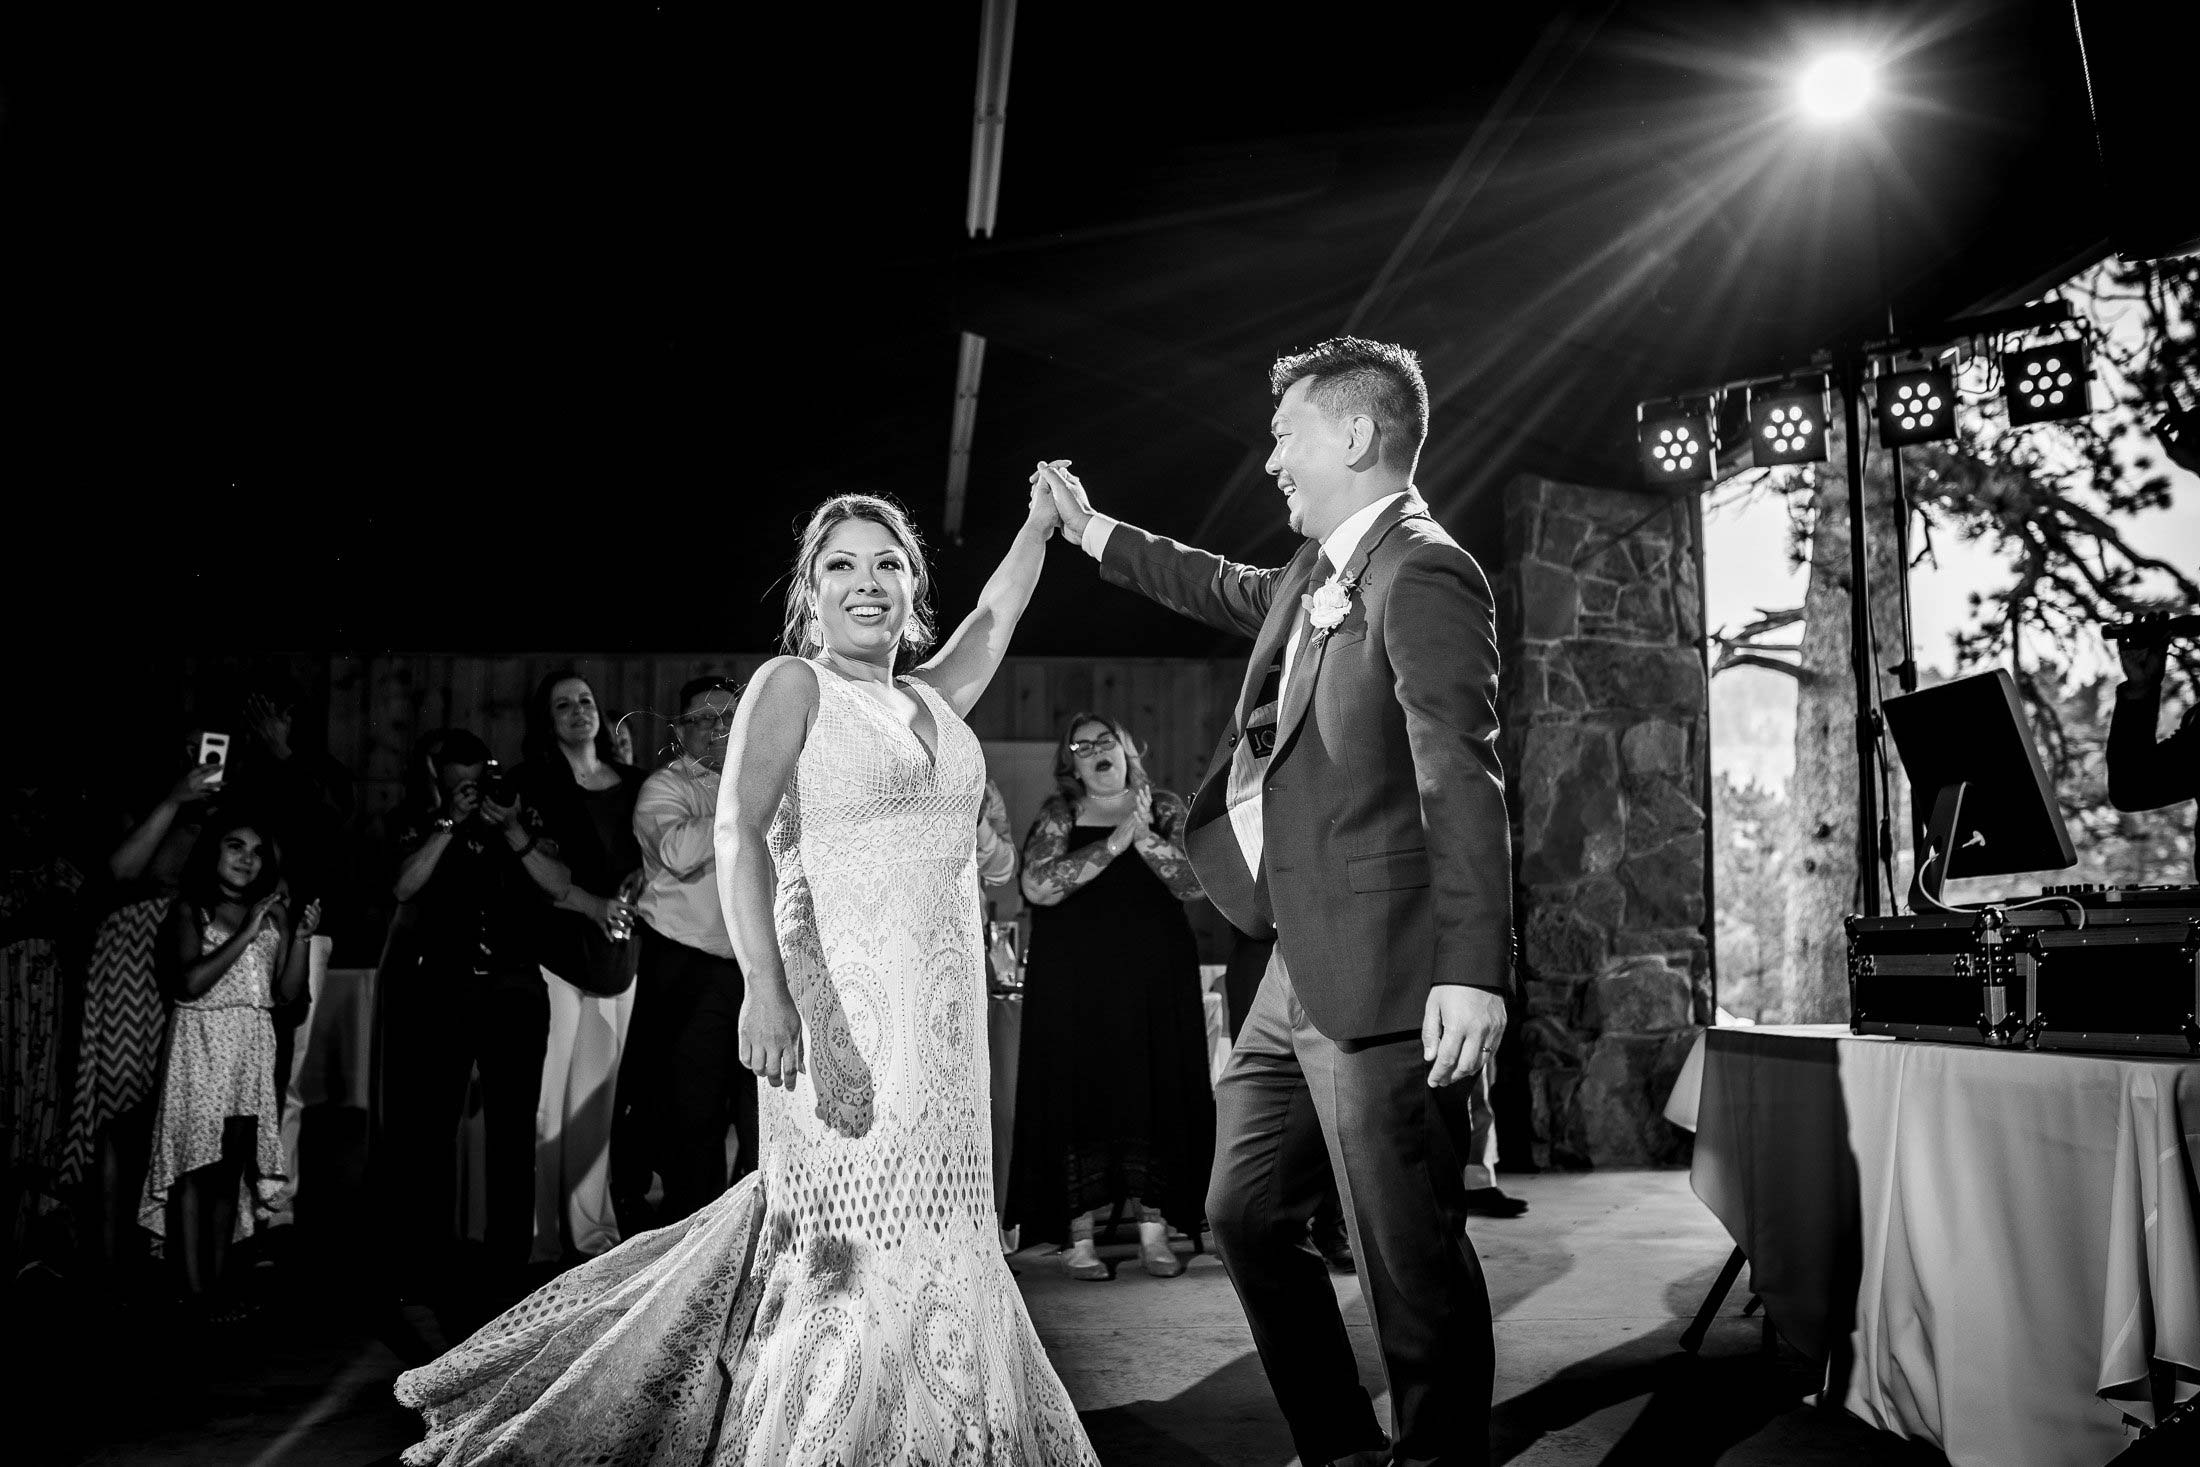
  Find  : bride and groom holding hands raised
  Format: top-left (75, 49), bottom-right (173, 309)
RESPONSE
top-left (397, 335), bottom-right (1514, 1467)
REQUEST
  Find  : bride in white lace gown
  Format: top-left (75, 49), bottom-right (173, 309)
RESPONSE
top-left (396, 486), bottom-right (1098, 1465)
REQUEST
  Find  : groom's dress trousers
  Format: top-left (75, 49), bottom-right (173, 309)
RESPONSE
top-left (1082, 493), bottom-right (1511, 1467)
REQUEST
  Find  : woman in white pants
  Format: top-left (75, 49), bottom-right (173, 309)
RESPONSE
top-left (515, 669), bottom-right (644, 1260)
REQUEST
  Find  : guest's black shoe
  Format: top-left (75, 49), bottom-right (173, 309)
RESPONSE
top-left (1316, 1235), bottom-right (1357, 1274)
top-left (1463, 1186), bottom-right (1529, 1218)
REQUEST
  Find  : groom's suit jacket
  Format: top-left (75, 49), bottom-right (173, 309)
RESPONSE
top-left (1100, 491), bottom-right (1512, 1042)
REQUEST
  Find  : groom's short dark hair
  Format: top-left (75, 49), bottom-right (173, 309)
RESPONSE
top-left (1269, 336), bottom-right (1429, 474)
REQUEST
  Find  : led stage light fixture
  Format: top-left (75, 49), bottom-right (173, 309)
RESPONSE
top-left (2001, 340), bottom-right (2091, 426)
top-left (1636, 402), bottom-right (1714, 486)
top-left (1877, 366), bottom-right (1957, 446)
top-left (1749, 377), bottom-right (1828, 466)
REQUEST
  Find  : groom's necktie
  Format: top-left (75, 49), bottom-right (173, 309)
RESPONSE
top-left (1225, 551), bottom-right (1332, 881)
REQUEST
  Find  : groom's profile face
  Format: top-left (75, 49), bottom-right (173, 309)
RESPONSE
top-left (1266, 376), bottom-right (1353, 540)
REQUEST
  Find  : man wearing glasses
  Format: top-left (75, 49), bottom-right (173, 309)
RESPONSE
top-left (613, 675), bottom-right (755, 1229)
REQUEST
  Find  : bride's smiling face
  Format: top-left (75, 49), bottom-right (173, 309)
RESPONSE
top-left (811, 519), bottom-right (914, 661)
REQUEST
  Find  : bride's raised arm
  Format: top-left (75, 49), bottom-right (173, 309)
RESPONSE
top-left (910, 481), bottom-right (1060, 718)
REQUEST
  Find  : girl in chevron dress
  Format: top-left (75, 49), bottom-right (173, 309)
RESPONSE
top-left (397, 487), bottom-right (1099, 1465)
top-left (61, 755), bottom-right (224, 1287)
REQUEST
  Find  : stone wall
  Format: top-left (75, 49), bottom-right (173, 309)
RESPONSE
top-left (1498, 475), bottom-right (1711, 1168)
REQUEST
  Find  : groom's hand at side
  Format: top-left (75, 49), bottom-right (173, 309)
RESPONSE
top-left (1422, 984), bottom-right (1507, 1087)
top-left (1036, 462), bottom-right (1096, 542)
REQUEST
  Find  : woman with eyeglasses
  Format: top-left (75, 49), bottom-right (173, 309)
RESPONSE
top-left (1003, 712), bottom-right (1215, 1280)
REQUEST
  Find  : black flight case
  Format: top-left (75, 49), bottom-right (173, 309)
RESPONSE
top-left (1848, 888), bottom-right (2200, 1057)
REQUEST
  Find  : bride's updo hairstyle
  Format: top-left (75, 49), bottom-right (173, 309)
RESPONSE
top-left (781, 493), bottom-right (938, 669)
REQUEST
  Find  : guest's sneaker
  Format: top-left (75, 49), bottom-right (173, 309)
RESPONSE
top-left (1138, 1221), bottom-right (1186, 1278)
top-left (1463, 1186), bottom-right (1529, 1218)
top-left (1061, 1241), bottom-right (1110, 1281)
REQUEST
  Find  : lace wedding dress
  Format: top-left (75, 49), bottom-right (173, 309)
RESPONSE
top-left (396, 669), bottom-right (1099, 1465)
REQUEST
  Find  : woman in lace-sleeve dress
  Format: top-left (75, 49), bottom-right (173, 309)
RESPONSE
top-left (395, 485), bottom-right (1100, 1465)
top-left (1003, 713), bottom-right (1214, 1281)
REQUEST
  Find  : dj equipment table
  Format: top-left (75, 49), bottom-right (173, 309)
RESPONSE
top-left (1670, 1026), bottom-right (2200, 1467)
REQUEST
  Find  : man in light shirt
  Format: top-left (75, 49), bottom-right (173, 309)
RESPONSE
top-left (612, 675), bottom-right (754, 1228)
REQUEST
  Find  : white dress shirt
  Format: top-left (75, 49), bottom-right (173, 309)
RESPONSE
top-left (632, 754), bottom-right (737, 958)
top-left (1082, 492), bottom-right (1407, 878)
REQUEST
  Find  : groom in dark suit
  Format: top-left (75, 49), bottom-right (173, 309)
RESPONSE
top-left (1041, 336), bottom-right (1510, 1467)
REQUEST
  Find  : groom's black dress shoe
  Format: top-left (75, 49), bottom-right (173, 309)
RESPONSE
top-left (1463, 1186), bottom-right (1528, 1218)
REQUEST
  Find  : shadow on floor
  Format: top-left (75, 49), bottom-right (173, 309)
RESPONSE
top-left (1074, 1312), bottom-right (1932, 1467)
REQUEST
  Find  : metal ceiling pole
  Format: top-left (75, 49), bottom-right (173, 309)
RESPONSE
top-left (1872, 189), bottom-right (1920, 697)
top-left (943, 332), bottom-right (987, 544)
top-left (1839, 352), bottom-right (1882, 918)
top-left (966, 0), bottom-right (1017, 239)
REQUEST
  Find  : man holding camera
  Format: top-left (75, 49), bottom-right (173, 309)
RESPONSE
top-left (614, 676), bottom-right (756, 1229)
top-left (383, 730), bottom-right (571, 1299)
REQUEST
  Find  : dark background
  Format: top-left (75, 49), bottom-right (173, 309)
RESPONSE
top-left (3, 0), bottom-right (2184, 667)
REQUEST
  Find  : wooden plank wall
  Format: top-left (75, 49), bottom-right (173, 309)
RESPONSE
top-left (181, 651), bottom-right (1251, 959)
top-left (286, 652), bottom-right (1248, 829)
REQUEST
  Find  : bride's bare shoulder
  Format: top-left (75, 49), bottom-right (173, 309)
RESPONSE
top-left (744, 656), bottom-right (823, 716)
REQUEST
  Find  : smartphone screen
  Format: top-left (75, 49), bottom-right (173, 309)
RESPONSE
top-left (198, 731), bottom-right (231, 787)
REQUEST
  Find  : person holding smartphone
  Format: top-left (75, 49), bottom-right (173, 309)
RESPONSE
top-left (381, 730), bottom-right (569, 1303)
top-left (59, 744), bottom-right (224, 1296)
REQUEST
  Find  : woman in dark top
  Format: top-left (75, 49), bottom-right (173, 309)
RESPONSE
top-left (518, 670), bottom-right (646, 1259)
top-left (1003, 712), bottom-right (1214, 1280)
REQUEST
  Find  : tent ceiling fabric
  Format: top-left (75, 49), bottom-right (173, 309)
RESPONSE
top-left (8, 2), bottom-right (2117, 657)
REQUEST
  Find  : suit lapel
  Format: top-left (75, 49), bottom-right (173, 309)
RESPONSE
top-left (1271, 491), bottom-right (1426, 757)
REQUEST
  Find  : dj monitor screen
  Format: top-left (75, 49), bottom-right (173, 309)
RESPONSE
top-left (1881, 669), bottom-right (2076, 897)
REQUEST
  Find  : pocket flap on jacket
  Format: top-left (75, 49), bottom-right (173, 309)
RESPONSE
top-left (1347, 848), bottom-right (1430, 893)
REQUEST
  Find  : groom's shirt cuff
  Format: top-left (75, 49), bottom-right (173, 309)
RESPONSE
top-left (1079, 514), bottom-right (1119, 561)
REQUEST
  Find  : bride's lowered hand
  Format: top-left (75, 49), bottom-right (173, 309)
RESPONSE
top-left (741, 981), bottom-right (807, 1090)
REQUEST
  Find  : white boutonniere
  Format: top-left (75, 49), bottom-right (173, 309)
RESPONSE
top-left (1302, 571), bottom-right (1358, 637)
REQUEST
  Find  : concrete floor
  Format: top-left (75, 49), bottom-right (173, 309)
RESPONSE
top-left (18, 1170), bottom-right (2179, 1466)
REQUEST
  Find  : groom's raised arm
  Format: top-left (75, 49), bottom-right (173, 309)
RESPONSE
top-left (1093, 518), bottom-right (1279, 640)
top-left (1041, 464), bottom-right (1277, 638)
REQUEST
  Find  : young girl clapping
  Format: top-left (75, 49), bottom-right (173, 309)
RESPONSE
top-left (141, 813), bottom-right (315, 1320)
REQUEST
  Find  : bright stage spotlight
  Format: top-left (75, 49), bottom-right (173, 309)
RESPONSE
top-left (2001, 340), bottom-right (2092, 426)
top-left (1749, 377), bottom-right (1829, 466)
top-left (1637, 401), bottom-right (1714, 486)
top-left (1798, 50), bottom-right (1876, 122)
top-left (1877, 365), bottom-right (1957, 446)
